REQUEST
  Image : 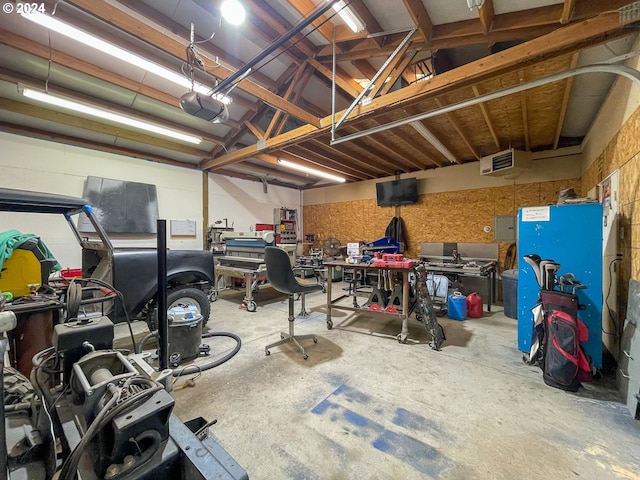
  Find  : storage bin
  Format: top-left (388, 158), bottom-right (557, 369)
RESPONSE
top-left (448, 292), bottom-right (467, 321)
top-left (502, 269), bottom-right (518, 319)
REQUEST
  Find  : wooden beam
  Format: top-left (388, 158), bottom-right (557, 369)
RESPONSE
top-left (65, 0), bottom-right (321, 127)
top-left (271, 151), bottom-right (365, 181)
top-left (561, 0), bottom-right (576, 24)
top-left (339, 126), bottom-right (414, 172)
top-left (378, 50), bottom-right (418, 97)
top-left (554, 52), bottom-right (580, 149)
top-left (478, 0), bottom-right (495, 35)
top-left (265, 63), bottom-right (308, 138)
top-left (274, 68), bottom-right (314, 136)
top-left (370, 119), bottom-right (433, 168)
top-left (244, 121), bottom-right (265, 140)
top-left (369, 42), bottom-right (413, 99)
top-left (295, 141), bottom-right (386, 176)
top-left (472, 85), bottom-right (501, 151)
top-left (519, 70), bottom-right (530, 152)
top-left (278, 143), bottom-right (375, 180)
top-left (315, 1), bottom-right (628, 61)
top-left (306, 57), bottom-right (362, 98)
top-left (401, 0), bottom-right (434, 40)
top-left (205, 12), bottom-right (637, 170)
top-left (434, 98), bottom-right (481, 160)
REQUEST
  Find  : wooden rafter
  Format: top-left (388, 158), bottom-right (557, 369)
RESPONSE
top-left (401, 0), bottom-right (434, 40)
top-left (519, 70), bottom-right (530, 152)
top-left (472, 86), bottom-right (501, 150)
top-left (561, 0), bottom-right (577, 24)
top-left (378, 50), bottom-right (418, 97)
top-left (297, 141), bottom-right (386, 177)
top-left (276, 149), bottom-right (370, 181)
top-left (244, 121), bottom-right (265, 140)
top-left (478, 0), bottom-right (495, 35)
top-left (203, 10), bottom-right (637, 171)
top-left (554, 53), bottom-right (580, 149)
top-left (315, 1), bottom-right (628, 61)
top-left (370, 120), bottom-right (433, 169)
top-left (304, 140), bottom-right (391, 176)
top-left (274, 68), bottom-right (314, 137)
top-left (434, 98), bottom-right (481, 161)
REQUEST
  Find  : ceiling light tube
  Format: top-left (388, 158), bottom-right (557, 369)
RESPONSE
top-left (21, 12), bottom-right (232, 104)
top-left (410, 121), bottom-right (457, 163)
top-left (278, 159), bottom-right (346, 183)
top-left (331, 1), bottom-right (366, 33)
top-left (21, 87), bottom-right (202, 144)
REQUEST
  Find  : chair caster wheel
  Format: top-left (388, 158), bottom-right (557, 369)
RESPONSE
top-left (265, 350), bottom-right (270, 356)
top-left (313, 337), bottom-right (318, 344)
top-left (303, 354), bottom-right (308, 360)
top-left (246, 301), bottom-right (257, 312)
top-left (326, 320), bottom-right (333, 330)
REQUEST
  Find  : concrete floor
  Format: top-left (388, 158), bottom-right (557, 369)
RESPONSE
top-left (128, 283), bottom-right (640, 479)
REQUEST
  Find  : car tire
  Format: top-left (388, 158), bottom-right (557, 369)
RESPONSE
top-left (149, 287), bottom-right (211, 331)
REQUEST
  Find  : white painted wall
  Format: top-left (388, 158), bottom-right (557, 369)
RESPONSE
top-left (0, 131), bottom-right (301, 268)
top-left (208, 174), bottom-right (301, 234)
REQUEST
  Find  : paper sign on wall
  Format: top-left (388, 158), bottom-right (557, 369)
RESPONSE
top-left (522, 206), bottom-right (550, 222)
top-left (170, 219), bottom-right (197, 236)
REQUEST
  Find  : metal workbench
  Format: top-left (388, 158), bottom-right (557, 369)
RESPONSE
top-left (323, 260), bottom-right (417, 343)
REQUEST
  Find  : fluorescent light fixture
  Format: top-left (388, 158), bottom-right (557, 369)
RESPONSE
top-left (21, 87), bottom-right (203, 144)
top-left (221, 0), bottom-right (246, 25)
top-left (410, 121), bottom-right (457, 163)
top-left (330, 0), bottom-right (366, 33)
top-left (466, 0), bottom-right (485, 9)
top-left (278, 159), bottom-right (346, 183)
top-left (20, 12), bottom-right (232, 104)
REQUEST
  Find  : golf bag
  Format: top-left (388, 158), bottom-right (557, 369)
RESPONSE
top-left (523, 255), bottom-right (593, 392)
top-left (538, 290), bottom-right (593, 392)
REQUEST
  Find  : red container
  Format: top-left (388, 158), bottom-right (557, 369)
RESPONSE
top-left (60, 268), bottom-right (82, 279)
top-left (466, 292), bottom-right (483, 318)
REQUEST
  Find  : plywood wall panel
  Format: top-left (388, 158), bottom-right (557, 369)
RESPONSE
top-left (304, 178), bottom-right (581, 266)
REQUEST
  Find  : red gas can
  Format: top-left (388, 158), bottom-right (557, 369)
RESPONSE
top-left (466, 292), bottom-right (483, 318)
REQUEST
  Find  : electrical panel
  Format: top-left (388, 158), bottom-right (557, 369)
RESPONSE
top-left (274, 208), bottom-right (297, 244)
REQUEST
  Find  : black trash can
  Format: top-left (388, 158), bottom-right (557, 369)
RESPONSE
top-left (502, 269), bottom-right (518, 319)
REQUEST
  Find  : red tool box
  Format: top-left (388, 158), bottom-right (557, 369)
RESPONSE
top-left (373, 254), bottom-right (416, 268)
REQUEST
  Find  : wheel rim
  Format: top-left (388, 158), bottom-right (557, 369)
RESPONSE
top-left (168, 296), bottom-right (202, 313)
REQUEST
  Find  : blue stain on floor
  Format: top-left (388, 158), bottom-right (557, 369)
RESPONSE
top-left (333, 383), bottom-right (372, 404)
top-left (392, 407), bottom-right (444, 434)
top-left (372, 429), bottom-right (448, 477)
top-left (311, 384), bottom-right (453, 476)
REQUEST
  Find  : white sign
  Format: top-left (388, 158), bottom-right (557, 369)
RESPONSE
top-left (522, 206), bottom-right (550, 222)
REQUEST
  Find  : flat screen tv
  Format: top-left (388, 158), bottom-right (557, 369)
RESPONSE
top-left (376, 178), bottom-right (418, 207)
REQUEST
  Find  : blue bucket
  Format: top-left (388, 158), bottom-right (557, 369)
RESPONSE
top-left (448, 292), bottom-right (467, 321)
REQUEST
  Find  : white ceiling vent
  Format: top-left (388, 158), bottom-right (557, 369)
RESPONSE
top-left (480, 148), bottom-right (532, 176)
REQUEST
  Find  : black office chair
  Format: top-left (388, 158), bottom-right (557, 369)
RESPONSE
top-left (264, 246), bottom-right (323, 360)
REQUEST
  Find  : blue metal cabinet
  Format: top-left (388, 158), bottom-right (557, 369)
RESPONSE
top-left (517, 203), bottom-right (603, 368)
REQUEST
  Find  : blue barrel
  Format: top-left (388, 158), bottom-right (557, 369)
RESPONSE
top-left (448, 292), bottom-right (467, 321)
